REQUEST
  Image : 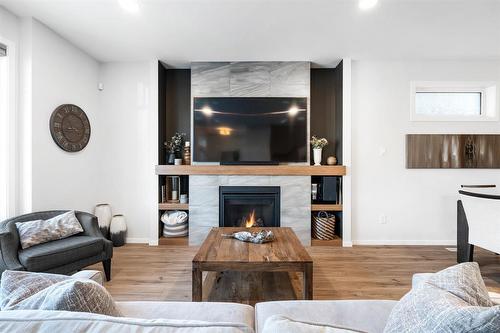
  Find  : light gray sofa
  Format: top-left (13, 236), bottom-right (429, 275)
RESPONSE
top-left (0, 271), bottom-right (497, 332)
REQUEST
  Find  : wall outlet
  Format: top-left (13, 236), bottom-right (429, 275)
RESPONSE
top-left (379, 214), bottom-right (388, 224)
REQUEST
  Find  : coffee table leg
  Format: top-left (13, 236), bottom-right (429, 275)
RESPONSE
top-left (192, 265), bottom-right (202, 302)
top-left (303, 263), bottom-right (313, 300)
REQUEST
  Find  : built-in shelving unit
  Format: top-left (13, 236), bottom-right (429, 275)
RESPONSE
top-left (157, 62), bottom-right (346, 247)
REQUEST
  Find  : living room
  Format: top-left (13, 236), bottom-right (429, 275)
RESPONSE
top-left (0, 0), bottom-right (499, 332)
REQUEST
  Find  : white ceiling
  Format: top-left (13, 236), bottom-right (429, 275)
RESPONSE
top-left (2, 0), bottom-right (500, 67)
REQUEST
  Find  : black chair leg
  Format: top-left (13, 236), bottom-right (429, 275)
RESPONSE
top-left (457, 200), bottom-right (475, 263)
top-left (102, 259), bottom-right (111, 281)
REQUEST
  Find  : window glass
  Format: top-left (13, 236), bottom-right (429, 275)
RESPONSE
top-left (415, 92), bottom-right (481, 116)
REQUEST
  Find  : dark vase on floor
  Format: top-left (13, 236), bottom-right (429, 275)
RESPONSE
top-left (167, 152), bottom-right (176, 165)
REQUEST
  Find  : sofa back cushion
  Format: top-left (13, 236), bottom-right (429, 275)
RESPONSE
top-left (0, 270), bottom-right (121, 317)
top-left (0, 310), bottom-right (254, 333)
top-left (16, 210), bottom-right (83, 249)
top-left (384, 262), bottom-right (500, 333)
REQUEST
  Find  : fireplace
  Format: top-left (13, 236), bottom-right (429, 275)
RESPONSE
top-left (219, 186), bottom-right (280, 228)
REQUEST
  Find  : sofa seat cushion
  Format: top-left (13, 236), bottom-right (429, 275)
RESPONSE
top-left (0, 310), bottom-right (254, 333)
top-left (18, 236), bottom-right (104, 271)
top-left (255, 300), bottom-right (397, 333)
top-left (116, 301), bottom-right (255, 330)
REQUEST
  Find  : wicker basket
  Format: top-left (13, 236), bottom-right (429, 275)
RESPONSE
top-left (312, 211), bottom-right (336, 240)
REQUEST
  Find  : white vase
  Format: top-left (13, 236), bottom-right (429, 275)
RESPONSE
top-left (313, 148), bottom-right (323, 166)
top-left (94, 204), bottom-right (112, 239)
top-left (110, 214), bottom-right (127, 247)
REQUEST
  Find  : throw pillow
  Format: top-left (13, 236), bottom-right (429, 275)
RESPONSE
top-left (0, 270), bottom-right (121, 317)
top-left (16, 210), bottom-right (84, 249)
top-left (384, 262), bottom-right (500, 333)
top-left (263, 315), bottom-right (367, 333)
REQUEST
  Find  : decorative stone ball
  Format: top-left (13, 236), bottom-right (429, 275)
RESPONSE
top-left (110, 214), bottom-right (127, 247)
top-left (326, 156), bottom-right (337, 165)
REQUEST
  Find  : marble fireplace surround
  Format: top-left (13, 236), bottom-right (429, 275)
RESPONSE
top-left (189, 175), bottom-right (311, 246)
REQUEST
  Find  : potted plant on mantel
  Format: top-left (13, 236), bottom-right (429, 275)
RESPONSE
top-left (311, 136), bottom-right (328, 166)
top-left (164, 132), bottom-right (185, 165)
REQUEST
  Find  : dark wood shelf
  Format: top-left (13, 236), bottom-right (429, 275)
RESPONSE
top-left (158, 203), bottom-right (189, 210)
top-left (158, 236), bottom-right (189, 246)
top-left (311, 236), bottom-right (342, 247)
top-left (311, 204), bottom-right (342, 212)
top-left (156, 165), bottom-right (346, 176)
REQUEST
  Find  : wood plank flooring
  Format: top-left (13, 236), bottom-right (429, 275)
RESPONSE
top-left (88, 245), bottom-right (500, 302)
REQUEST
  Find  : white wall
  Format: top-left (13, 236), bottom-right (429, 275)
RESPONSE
top-left (98, 62), bottom-right (157, 243)
top-left (0, 6), bottom-right (19, 42)
top-left (23, 19), bottom-right (102, 213)
top-left (351, 60), bottom-right (500, 245)
top-left (11, 17), bottom-right (157, 243)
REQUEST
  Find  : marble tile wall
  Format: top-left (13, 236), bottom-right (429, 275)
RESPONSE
top-left (191, 62), bottom-right (310, 97)
top-left (189, 176), bottom-right (311, 245)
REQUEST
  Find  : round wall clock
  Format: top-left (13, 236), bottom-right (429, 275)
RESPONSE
top-left (49, 104), bottom-right (91, 152)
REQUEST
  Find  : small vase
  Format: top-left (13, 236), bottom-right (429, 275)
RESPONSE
top-left (94, 204), bottom-right (112, 239)
top-left (167, 152), bottom-right (176, 165)
top-left (110, 214), bottom-right (127, 247)
top-left (313, 148), bottom-right (323, 166)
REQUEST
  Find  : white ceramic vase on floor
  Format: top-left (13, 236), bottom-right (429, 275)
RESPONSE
top-left (94, 204), bottom-right (112, 239)
top-left (110, 214), bottom-right (127, 247)
top-left (313, 148), bottom-right (323, 166)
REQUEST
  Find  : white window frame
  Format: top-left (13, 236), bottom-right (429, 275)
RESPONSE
top-left (410, 81), bottom-right (498, 122)
top-left (0, 36), bottom-right (17, 220)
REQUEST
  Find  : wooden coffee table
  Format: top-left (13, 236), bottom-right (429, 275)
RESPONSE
top-left (192, 227), bottom-right (313, 302)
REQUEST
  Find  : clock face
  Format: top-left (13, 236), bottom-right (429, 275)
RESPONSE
top-left (49, 104), bottom-right (91, 152)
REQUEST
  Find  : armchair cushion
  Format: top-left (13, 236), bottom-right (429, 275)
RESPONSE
top-left (16, 211), bottom-right (83, 249)
top-left (18, 236), bottom-right (104, 272)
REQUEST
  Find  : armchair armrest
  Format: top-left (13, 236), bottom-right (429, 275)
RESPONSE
top-left (0, 227), bottom-right (24, 272)
top-left (75, 211), bottom-right (104, 238)
top-left (75, 212), bottom-right (114, 259)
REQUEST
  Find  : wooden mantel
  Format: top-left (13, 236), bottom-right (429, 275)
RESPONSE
top-left (155, 165), bottom-right (346, 176)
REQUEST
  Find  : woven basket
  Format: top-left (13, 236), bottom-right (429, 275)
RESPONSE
top-left (312, 212), bottom-right (336, 240)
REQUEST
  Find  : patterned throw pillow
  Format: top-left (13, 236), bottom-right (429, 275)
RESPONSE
top-left (0, 271), bottom-right (121, 317)
top-left (384, 262), bottom-right (500, 333)
top-left (16, 210), bottom-right (84, 249)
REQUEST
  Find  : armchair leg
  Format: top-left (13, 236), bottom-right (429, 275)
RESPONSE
top-left (102, 259), bottom-right (111, 281)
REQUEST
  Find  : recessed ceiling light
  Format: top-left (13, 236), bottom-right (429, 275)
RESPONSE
top-left (359, 0), bottom-right (378, 10)
top-left (118, 0), bottom-right (140, 13)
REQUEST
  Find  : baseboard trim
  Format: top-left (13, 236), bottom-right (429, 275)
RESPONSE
top-left (352, 240), bottom-right (456, 246)
top-left (125, 237), bottom-right (149, 244)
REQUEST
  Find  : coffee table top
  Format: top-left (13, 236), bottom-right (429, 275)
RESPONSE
top-left (193, 227), bottom-right (312, 265)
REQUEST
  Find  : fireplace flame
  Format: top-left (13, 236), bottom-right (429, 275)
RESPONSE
top-left (245, 210), bottom-right (257, 228)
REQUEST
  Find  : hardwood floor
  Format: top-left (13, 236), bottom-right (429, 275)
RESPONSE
top-left (88, 244), bottom-right (500, 302)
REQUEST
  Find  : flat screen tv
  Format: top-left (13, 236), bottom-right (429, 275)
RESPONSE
top-left (193, 97), bottom-right (308, 164)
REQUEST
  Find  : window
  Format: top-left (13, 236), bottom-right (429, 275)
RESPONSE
top-left (0, 42), bottom-right (8, 220)
top-left (410, 81), bottom-right (498, 121)
top-left (0, 40), bottom-right (14, 221)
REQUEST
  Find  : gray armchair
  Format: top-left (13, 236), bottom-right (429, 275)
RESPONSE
top-left (0, 210), bottom-right (113, 281)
